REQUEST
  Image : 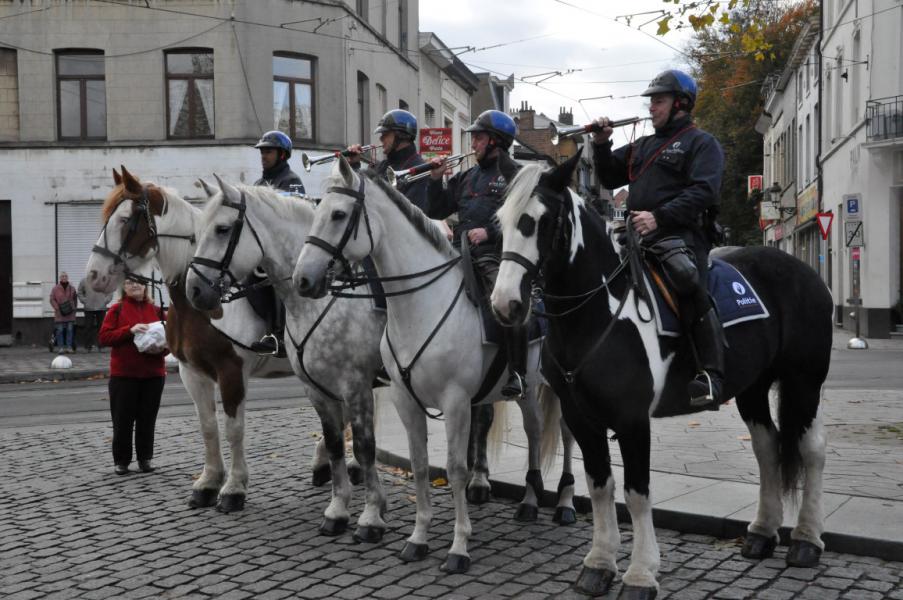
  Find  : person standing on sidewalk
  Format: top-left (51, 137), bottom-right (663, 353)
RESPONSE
top-left (99, 279), bottom-right (167, 475)
top-left (49, 272), bottom-right (78, 353)
top-left (78, 277), bottom-right (112, 352)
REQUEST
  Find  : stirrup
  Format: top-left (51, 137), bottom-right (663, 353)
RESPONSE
top-left (688, 371), bottom-right (719, 410)
top-left (501, 371), bottom-right (526, 398)
top-left (250, 333), bottom-right (281, 357)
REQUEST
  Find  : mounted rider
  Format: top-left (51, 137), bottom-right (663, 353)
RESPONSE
top-left (427, 109), bottom-right (527, 398)
top-left (347, 109), bottom-right (429, 211)
top-left (250, 130), bottom-right (306, 356)
top-left (591, 69), bottom-right (726, 410)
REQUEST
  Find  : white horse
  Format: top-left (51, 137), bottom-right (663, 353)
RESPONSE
top-left (84, 167), bottom-right (345, 513)
top-left (185, 177), bottom-right (389, 540)
top-left (293, 158), bottom-right (569, 574)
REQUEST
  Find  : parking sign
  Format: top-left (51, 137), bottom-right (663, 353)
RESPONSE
top-left (845, 195), bottom-right (860, 217)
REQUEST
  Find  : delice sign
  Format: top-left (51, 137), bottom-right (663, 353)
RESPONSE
top-left (420, 128), bottom-right (452, 154)
top-left (748, 175), bottom-right (763, 196)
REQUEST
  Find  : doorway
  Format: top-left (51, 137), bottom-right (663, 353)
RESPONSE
top-left (0, 200), bottom-right (11, 345)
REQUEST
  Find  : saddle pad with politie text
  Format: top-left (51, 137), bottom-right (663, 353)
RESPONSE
top-left (643, 258), bottom-right (770, 337)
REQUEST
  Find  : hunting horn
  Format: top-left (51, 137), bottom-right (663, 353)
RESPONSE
top-left (550, 117), bottom-right (649, 145)
top-left (301, 144), bottom-right (380, 172)
top-left (387, 151), bottom-right (476, 188)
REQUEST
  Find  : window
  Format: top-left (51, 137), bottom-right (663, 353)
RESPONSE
top-left (851, 30), bottom-right (861, 123)
top-left (380, 0), bottom-right (387, 36)
top-left (399, 99), bottom-right (409, 111)
top-left (424, 103), bottom-right (435, 127)
top-left (0, 49), bottom-right (18, 142)
top-left (273, 53), bottom-right (315, 141)
top-left (56, 51), bottom-right (106, 140)
top-left (834, 54), bottom-right (843, 138)
top-left (797, 71), bottom-right (803, 105)
top-left (357, 71), bottom-right (369, 144)
top-left (376, 84), bottom-right (387, 115)
top-left (398, 0), bottom-right (408, 52)
top-left (356, 0), bottom-right (367, 21)
top-left (165, 50), bottom-right (214, 139)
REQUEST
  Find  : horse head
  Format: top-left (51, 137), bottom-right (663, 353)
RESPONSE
top-left (492, 151), bottom-right (583, 326)
top-left (186, 175), bottom-right (263, 311)
top-left (294, 155), bottom-right (377, 298)
top-left (85, 165), bottom-right (167, 295)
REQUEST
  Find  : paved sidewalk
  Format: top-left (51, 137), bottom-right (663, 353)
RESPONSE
top-left (0, 344), bottom-right (175, 383)
top-left (375, 329), bottom-right (903, 563)
top-left (2, 406), bottom-right (901, 599)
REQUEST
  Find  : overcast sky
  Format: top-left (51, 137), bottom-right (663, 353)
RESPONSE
top-left (420, 0), bottom-right (695, 143)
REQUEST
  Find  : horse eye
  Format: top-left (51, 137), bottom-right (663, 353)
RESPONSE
top-left (215, 225), bottom-right (231, 235)
top-left (331, 210), bottom-right (347, 221)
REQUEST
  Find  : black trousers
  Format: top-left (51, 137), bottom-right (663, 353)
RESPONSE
top-left (109, 376), bottom-right (165, 465)
top-left (82, 309), bottom-right (106, 349)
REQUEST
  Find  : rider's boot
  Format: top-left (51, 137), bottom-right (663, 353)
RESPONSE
top-left (501, 325), bottom-right (528, 398)
top-left (687, 307), bottom-right (725, 411)
top-left (251, 302), bottom-right (287, 358)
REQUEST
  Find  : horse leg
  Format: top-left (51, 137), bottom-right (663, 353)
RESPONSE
top-left (393, 394), bottom-right (432, 563)
top-left (514, 390), bottom-right (544, 522)
top-left (310, 436), bottom-right (332, 487)
top-left (346, 422), bottom-right (363, 486)
top-left (781, 376), bottom-right (826, 567)
top-left (216, 362), bottom-right (250, 513)
top-left (737, 379), bottom-right (783, 560)
top-left (465, 403), bottom-right (493, 504)
top-left (562, 402), bottom-right (619, 597)
top-left (441, 398), bottom-right (473, 574)
top-left (347, 391), bottom-right (387, 543)
top-left (310, 393), bottom-right (352, 536)
top-left (180, 362), bottom-right (224, 509)
top-left (554, 418), bottom-right (577, 525)
top-left (616, 419), bottom-right (660, 599)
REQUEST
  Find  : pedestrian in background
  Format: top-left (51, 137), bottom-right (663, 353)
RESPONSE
top-left (49, 272), bottom-right (78, 353)
top-left (78, 277), bottom-right (112, 352)
top-left (99, 278), bottom-right (166, 475)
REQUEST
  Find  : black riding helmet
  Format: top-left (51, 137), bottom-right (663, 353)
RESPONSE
top-left (641, 69), bottom-right (698, 113)
top-left (374, 109), bottom-right (418, 141)
top-left (465, 110), bottom-right (518, 150)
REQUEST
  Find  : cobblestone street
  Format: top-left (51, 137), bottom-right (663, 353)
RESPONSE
top-left (2, 405), bottom-right (901, 600)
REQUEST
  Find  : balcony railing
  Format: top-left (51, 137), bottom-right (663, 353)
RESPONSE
top-left (866, 95), bottom-right (903, 142)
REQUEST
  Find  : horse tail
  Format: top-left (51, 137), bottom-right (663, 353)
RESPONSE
top-left (487, 399), bottom-right (508, 465)
top-left (538, 383), bottom-right (561, 476)
top-left (776, 373), bottom-right (824, 502)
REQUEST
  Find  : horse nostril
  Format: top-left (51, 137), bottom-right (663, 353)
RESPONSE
top-left (297, 277), bottom-right (311, 294)
top-left (508, 299), bottom-right (522, 320)
top-left (191, 286), bottom-right (201, 301)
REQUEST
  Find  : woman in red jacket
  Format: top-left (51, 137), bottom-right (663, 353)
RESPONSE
top-left (99, 278), bottom-right (166, 475)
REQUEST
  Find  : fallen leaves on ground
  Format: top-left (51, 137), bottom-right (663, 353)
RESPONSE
top-left (431, 477), bottom-right (448, 487)
top-left (688, 421), bottom-right (701, 427)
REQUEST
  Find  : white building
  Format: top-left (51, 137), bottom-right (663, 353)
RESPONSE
top-left (0, 0), bottom-right (475, 345)
top-left (760, 3), bottom-right (903, 338)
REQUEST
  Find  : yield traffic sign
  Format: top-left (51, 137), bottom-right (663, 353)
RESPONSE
top-left (816, 212), bottom-right (834, 240)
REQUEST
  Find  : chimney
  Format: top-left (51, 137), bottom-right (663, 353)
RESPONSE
top-left (518, 101), bottom-right (535, 130)
top-left (558, 107), bottom-right (574, 126)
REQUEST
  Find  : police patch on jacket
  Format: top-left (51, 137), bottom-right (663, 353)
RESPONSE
top-left (488, 175), bottom-right (507, 196)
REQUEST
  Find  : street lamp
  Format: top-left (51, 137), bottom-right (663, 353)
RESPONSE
top-left (768, 182), bottom-right (797, 216)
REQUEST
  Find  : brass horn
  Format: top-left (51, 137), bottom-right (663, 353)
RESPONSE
top-left (550, 117), bottom-right (648, 145)
top-left (387, 151), bottom-right (475, 188)
top-left (301, 144), bottom-right (380, 172)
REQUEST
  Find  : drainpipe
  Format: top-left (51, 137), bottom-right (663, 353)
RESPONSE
top-left (817, 2), bottom-right (826, 289)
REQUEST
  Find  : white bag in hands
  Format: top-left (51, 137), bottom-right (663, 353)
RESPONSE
top-left (133, 321), bottom-right (167, 354)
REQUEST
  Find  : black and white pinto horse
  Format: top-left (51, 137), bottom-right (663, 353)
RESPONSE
top-left (491, 155), bottom-right (832, 598)
top-left (293, 157), bottom-right (573, 574)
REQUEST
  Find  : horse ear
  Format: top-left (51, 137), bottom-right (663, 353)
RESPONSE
top-left (197, 178), bottom-right (219, 198)
top-left (543, 147), bottom-right (583, 192)
top-left (120, 165), bottom-right (142, 193)
top-left (112, 168), bottom-right (122, 185)
top-left (336, 154), bottom-right (356, 187)
top-left (212, 174), bottom-right (240, 202)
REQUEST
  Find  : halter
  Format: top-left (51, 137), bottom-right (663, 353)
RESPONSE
top-left (93, 185), bottom-right (196, 286)
top-left (188, 191), bottom-right (266, 301)
top-left (499, 187), bottom-right (569, 294)
top-left (303, 176), bottom-right (373, 281)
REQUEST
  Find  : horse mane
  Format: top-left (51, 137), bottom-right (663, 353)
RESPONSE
top-left (203, 183), bottom-right (316, 225)
top-left (497, 163), bottom-right (544, 230)
top-left (323, 167), bottom-right (454, 256)
top-left (101, 178), bottom-right (184, 222)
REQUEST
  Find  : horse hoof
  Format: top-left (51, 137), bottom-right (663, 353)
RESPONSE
top-left (514, 503), bottom-right (538, 522)
top-left (574, 566), bottom-right (616, 597)
top-left (348, 464), bottom-right (363, 486)
top-left (216, 493), bottom-right (246, 513)
top-left (741, 532), bottom-right (777, 559)
top-left (441, 553), bottom-right (471, 574)
top-left (353, 525), bottom-right (385, 544)
top-left (319, 517), bottom-right (348, 536)
top-left (188, 488), bottom-right (218, 509)
top-left (554, 506), bottom-right (577, 525)
top-left (466, 486), bottom-right (491, 504)
top-left (311, 464), bottom-right (332, 487)
top-left (399, 542), bottom-right (429, 562)
top-left (786, 540), bottom-right (822, 568)
top-left (618, 584), bottom-right (658, 600)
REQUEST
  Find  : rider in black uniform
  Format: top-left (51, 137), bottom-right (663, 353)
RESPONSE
top-left (591, 69), bottom-right (726, 409)
top-left (250, 130), bottom-right (305, 356)
top-left (347, 109), bottom-right (429, 211)
top-left (426, 109), bottom-right (527, 398)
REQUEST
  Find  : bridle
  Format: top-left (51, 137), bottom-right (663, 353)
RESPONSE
top-left (188, 190), bottom-right (268, 301)
top-left (303, 176), bottom-right (374, 281)
top-left (93, 185), bottom-right (196, 286)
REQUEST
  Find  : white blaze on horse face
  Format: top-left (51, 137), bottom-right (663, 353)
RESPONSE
top-left (566, 189), bottom-right (585, 264)
top-left (491, 194), bottom-right (545, 321)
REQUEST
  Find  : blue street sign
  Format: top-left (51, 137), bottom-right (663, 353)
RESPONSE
top-left (846, 196), bottom-right (860, 215)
